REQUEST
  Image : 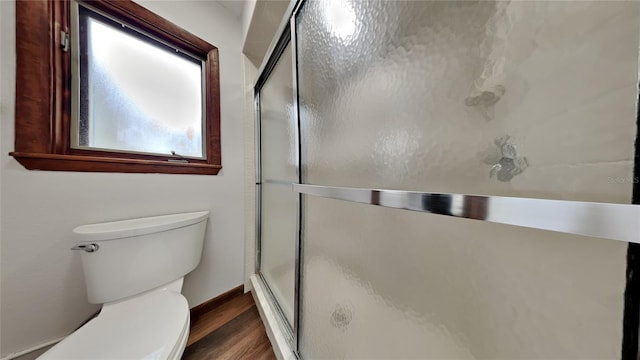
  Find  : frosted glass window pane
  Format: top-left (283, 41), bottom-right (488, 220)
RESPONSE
top-left (260, 183), bottom-right (297, 325)
top-left (78, 8), bottom-right (204, 158)
top-left (297, 0), bottom-right (638, 204)
top-left (300, 196), bottom-right (626, 359)
top-left (295, 0), bottom-right (636, 358)
top-left (258, 43), bottom-right (296, 326)
top-left (260, 43), bottom-right (297, 182)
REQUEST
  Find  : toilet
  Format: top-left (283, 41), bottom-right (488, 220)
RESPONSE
top-left (39, 211), bottom-right (209, 360)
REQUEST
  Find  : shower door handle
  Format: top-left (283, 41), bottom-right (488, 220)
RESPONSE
top-left (293, 184), bottom-right (640, 244)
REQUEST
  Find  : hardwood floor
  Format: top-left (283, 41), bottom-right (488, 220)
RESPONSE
top-left (183, 288), bottom-right (276, 360)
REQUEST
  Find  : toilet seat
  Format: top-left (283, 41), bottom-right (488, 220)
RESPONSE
top-left (39, 290), bottom-right (189, 360)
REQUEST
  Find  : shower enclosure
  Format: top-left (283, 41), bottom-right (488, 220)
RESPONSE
top-left (254, 0), bottom-right (640, 358)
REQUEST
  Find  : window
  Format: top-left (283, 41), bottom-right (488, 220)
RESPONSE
top-left (74, 5), bottom-right (206, 159)
top-left (11, 0), bottom-right (221, 175)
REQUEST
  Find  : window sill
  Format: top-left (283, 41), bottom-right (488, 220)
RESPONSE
top-left (9, 152), bottom-right (222, 175)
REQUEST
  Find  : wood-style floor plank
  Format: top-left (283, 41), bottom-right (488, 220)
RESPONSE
top-left (184, 290), bottom-right (276, 360)
top-left (184, 305), bottom-right (276, 360)
top-left (187, 292), bottom-right (256, 346)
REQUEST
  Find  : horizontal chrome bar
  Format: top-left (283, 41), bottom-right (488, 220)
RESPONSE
top-left (293, 184), bottom-right (640, 244)
top-left (263, 179), bottom-right (296, 186)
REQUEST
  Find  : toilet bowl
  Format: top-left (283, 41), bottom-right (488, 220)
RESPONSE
top-left (38, 211), bottom-right (209, 360)
top-left (40, 283), bottom-right (189, 360)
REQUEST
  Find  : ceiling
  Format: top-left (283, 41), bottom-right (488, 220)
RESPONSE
top-left (215, 0), bottom-right (246, 19)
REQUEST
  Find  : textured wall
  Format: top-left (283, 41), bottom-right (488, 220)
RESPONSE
top-left (0, 1), bottom-right (244, 356)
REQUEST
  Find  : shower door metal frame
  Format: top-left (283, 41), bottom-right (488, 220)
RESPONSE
top-left (293, 184), bottom-right (640, 244)
top-left (254, 30), bottom-right (296, 347)
top-left (254, 0), bottom-right (304, 355)
top-left (621, 86), bottom-right (640, 360)
top-left (255, 0), bottom-right (640, 357)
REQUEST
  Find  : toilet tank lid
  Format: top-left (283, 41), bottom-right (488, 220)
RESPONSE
top-left (73, 211), bottom-right (209, 242)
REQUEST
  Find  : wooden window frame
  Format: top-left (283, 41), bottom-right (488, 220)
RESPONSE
top-left (11, 0), bottom-right (222, 175)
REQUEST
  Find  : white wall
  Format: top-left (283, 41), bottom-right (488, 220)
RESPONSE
top-left (0, 0), bottom-right (245, 356)
top-left (242, 0), bottom-right (290, 66)
top-left (243, 55), bottom-right (257, 291)
top-left (0, 1), bottom-right (4, 356)
top-left (241, 0), bottom-right (257, 47)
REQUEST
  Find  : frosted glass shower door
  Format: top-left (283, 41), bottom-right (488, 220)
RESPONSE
top-left (258, 43), bottom-right (296, 326)
top-left (296, 0), bottom-right (639, 358)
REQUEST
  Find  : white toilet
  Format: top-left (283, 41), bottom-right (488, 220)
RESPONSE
top-left (39, 211), bottom-right (209, 360)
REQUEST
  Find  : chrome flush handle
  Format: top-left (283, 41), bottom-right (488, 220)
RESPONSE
top-left (71, 243), bottom-right (100, 253)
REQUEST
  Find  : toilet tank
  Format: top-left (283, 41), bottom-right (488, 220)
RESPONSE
top-left (73, 211), bottom-right (209, 304)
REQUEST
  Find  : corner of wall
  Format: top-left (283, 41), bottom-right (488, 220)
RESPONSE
top-left (242, 0), bottom-right (258, 49)
top-left (242, 0), bottom-right (292, 68)
top-left (243, 54), bottom-right (258, 291)
top-left (0, 0), bottom-right (15, 356)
